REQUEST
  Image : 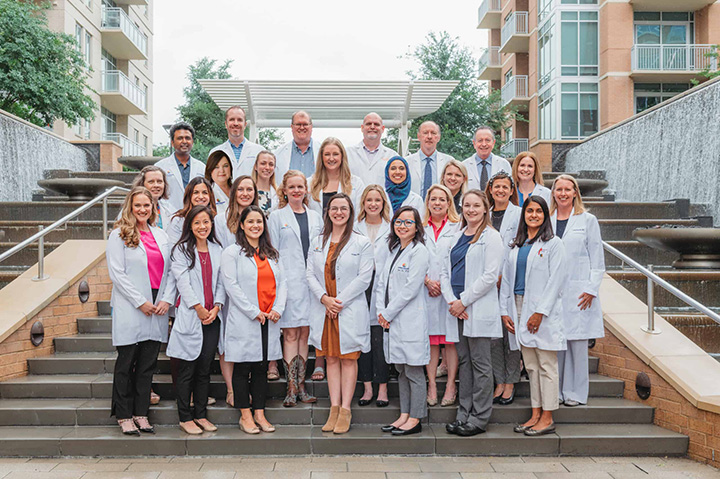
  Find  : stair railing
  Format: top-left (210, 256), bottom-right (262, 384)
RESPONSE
top-left (0, 186), bottom-right (129, 281)
top-left (603, 241), bottom-right (720, 334)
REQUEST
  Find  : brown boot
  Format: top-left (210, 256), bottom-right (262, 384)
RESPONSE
top-left (282, 359), bottom-right (297, 407)
top-left (333, 407), bottom-right (352, 434)
top-left (295, 355), bottom-right (317, 403)
top-left (322, 405), bottom-right (340, 432)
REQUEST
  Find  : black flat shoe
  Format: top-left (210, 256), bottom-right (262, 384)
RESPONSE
top-left (445, 420), bottom-right (464, 435)
top-left (375, 399), bottom-right (389, 408)
top-left (513, 423), bottom-right (536, 433)
top-left (392, 422), bottom-right (422, 436)
top-left (358, 397), bottom-right (374, 406)
top-left (524, 423), bottom-right (556, 436)
top-left (498, 390), bottom-right (515, 406)
top-left (492, 395), bottom-right (502, 404)
top-left (456, 422), bottom-right (485, 437)
top-left (381, 424), bottom-right (397, 433)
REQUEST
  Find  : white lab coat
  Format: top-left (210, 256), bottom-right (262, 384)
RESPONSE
top-left (212, 183), bottom-right (230, 215)
top-left (423, 221), bottom-right (461, 337)
top-left (407, 150), bottom-right (456, 197)
top-left (386, 190), bottom-right (426, 218)
top-left (499, 236), bottom-right (567, 351)
top-left (209, 139), bottom-right (265, 180)
top-left (463, 153), bottom-right (512, 191)
top-left (493, 203), bottom-right (522, 250)
top-left (307, 174), bottom-right (366, 216)
top-left (166, 241), bottom-right (226, 361)
top-left (346, 141), bottom-right (399, 187)
top-left (213, 212), bottom-right (236, 249)
top-left (551, 211), bottom-right (605, 340)
top-left (519, 183), bottom-right (552, 205)
top-left (166, 215), bottom-right (184, 248)
top-left (154, 155), bottom-right (206, 213)
top-left (375, 242), bottom-right (430, 366)
top-left (267, 204), bottom-right (323, 328)
top-left (440, 227), bottom-right (505, 341)
top-left (220, 244), bottom-right (287, 363)
top-left (355, 219), bottom-right (391, 323)
top-left (106, 227), bottom-right (176, 347)
top-left (306, 233), bottom-right (374, 355)
top-left (274, 139), bottom-right (318, 179)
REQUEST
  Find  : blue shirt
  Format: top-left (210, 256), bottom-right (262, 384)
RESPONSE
top-left (475, 154), bottom-right (493, 185)
top-left (450, 233), bottom-right (474, 299)
top-left (174, 154), bottom-right (191, 188)
top-left (514, 243), bottom-right (533, 295)
top-left (289, 140), bottom-right (315, 178)
top-left (229, 139), bottom-right (245, 160)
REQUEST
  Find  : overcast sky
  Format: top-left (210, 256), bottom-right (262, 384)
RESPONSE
top-left (153, 0), bottom-right (488, 148)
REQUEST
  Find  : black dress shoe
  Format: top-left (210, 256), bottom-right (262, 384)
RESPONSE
top-left (456, 422), bottom-right (485, 437)
top-left (358, 397), bottom-right (374, 406)
top-left (376, 399), bottom-right (389, 408)
top-left (498, 390), bottom-right (515, 406)
top-left (524, 423), bottom-right (556, 436)
top-left (492, 395), bottom-right (502, 404)
top-left (445, 420), bottom-right (464, 435)
top-left (392, 422), bottom-right (422, 436)
top-left (381, 424), bottom-right (397, 433)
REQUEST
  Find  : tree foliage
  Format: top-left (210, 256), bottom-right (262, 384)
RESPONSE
top-left (387, 31), bottom-right (518, 159)
top-left (692, 45), bottom-right (720, 85)
top-left (0, 0), bottom-right (96, 127)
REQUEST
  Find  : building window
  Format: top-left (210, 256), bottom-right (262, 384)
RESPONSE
top-left (84, 119), bottom-right (91, 139)
top-left (634, 83), bottom-right (690, 113)
top-left (538, 87), bottom-right (557, 140)
top-left (561, 11), bottom-right (598, 76)
top-left (84, 32), bottom-right (92, 69)
top-left (102, 49), bottom-right (116, 72)
top-left (561, 83), bottom-right (598, 139)
top-left (143, 134), bottom-right (149, 152)
top-left (504, 68), bottom-right (513, 83)
top-left (84, 0), bottom-right (92, 10)
top-left (538, 19), bottom-right (555, 88)
top-left (561, 0), bottom-right (598, 3)
top-left (634, 12), bottom-right (693, 46)
top-left (75, 24), bottom-right (83, 53)
top-left (101, 107), bottom-right (116, 135)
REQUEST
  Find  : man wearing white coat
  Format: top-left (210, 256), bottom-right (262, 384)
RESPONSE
top-left (274, 111), bottom-right (318, 179)
top-left (208, 106), bottom-right (265, 180)
top-left (155, 122), bottom-right (206, 213)
top-left (406, 121), bottom-right (455, 200)
top-left (463, 126), bottom-right (512, 192)
top-left (346, 113), bottom-right (399, 186)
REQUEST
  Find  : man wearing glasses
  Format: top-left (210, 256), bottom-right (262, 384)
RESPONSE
top-left (274, 111), bottom-right (318, 179)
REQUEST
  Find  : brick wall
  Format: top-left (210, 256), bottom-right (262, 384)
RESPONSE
top-left (0, 259), bottom-right (111, 381)
top-left (594, 328), bottom-right (720, 467)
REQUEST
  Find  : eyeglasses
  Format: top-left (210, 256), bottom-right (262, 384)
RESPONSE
top-left (394, 219), bottom-right (416, 227)
top-left (329, 206), bottom-right (350, 212)
top-left (292, 122), bottom-right (311, 128)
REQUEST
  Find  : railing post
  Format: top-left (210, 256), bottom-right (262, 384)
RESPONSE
top-left (102, 196), bottom-right (109, 239)
top-left (642, 264), bottom-right (661, 335)
top-left (32, 226), bottom-right (49, 282)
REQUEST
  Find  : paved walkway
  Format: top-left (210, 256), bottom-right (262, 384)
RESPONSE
top-left (0, 456), bottom-right (718, 479)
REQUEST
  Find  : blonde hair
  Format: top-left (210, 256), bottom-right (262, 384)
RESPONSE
top-left (512, 151), bottom-right (544, 186)
top-left (550, 174), bottom-right (586, 215)
top-left (460, 189), bottom-right (491, 244)
top-left (423, 184), bottom-right (460, 226)
top-left (114, 187), bottom-right (156, 248)
top-left (277, 170), bottom-right (309, 208)
top-left (357, 184), bottom-right (391, 223)
top-left (440, 159), bottom-right (468, 196)
top-left (310, 137), bottom-right (353, 202)
top-left (251, 150), bottom-right (278, 192)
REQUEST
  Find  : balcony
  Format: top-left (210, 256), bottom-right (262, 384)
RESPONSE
top-left (631, 44), bottom-right (718, 81)
top-left (478, 47), bottom-right (502, 80)
top-left (501, 75), bottom-right (530, 108)
top-left (101, 7), bottom-right (148, 60)
top-left (103, 133), bottom-right (147, 157)
top-left (113, 0), bottom-right (148, 4)
top-left (500, 12), bottom-right (530, 54)
top-left (629, 0), bottom-right (715, 11)
top-left (101, 70), bottom-right (147, 115)
top-left (477, 0), bottom-right (502, 29)
top-left (500, 139), bottom-right (529, 159)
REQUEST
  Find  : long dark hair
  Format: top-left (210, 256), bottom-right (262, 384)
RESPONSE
top-left (173, 177), bottom-right (217, 219)
top-left (235, 205), bottom-right (278, 261)
top-left (485, 171), bottom-right (518, 208)
top-left (387, 206), bottom-right (425, 252)
top-left (320, 193), bottom-right (355, 278)
top-left (511, 196), bottom-right (554, 248)
top-left (171, 205), bottom-right (219, 270)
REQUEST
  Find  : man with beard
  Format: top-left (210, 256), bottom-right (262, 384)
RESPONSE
top-left (155, 122), bottom-right (206, 212)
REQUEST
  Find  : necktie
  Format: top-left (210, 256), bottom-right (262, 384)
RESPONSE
top-left (480, 160), bottom-right (489, 191)
top-left (423, 157), bottom-right (433, 200)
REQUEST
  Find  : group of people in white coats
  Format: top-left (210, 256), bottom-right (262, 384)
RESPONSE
top-left (106, 111), bottom-right (605, 438)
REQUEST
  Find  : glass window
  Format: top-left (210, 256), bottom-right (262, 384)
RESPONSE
top-left (663, 12), bottom-right (689, 22)
top-left (561, 83), bottom-right (598, 139)
top-left (636, 25), bottom-right (660, 44)
top-left (561, 94), bottom-right (579, 137)
top-left (505, 68), bottom-right (513, 83)
top-left (539, 88), bottom-right (556, 140)
top-left (101, 49), bottom-right (116, 71)
top-left (662, 25), bottom-right (687, 44)
top-left (579, 93), bottom-right (598, 136)
top-left (101, 107), bottom-right (116, 135)
top-left (634, 82), bottom-right (690, 113)
top-left (538, 20), bottom-right (554, 87)
top-left (84, 32), bottom-right (91, 69)
top-left (75, 24), bottom-right (83, 53)
top-left (561, 0), bottom-right (598, 3)
top-left (562, 10), bottom-right (598, 76)
top-left (634, 12), bottom-right (661, 22)
top-left (84, 120), bottom-right (91, 140)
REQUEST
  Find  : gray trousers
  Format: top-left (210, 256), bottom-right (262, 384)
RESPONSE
top-left (557, 339), bottom-right (589, 404)
top-left (455, 319), bottom-right (493, 430)
top-left (491, 326), bottom-right (521, 384)
top-left (395, 364), bottom-right (427, 419)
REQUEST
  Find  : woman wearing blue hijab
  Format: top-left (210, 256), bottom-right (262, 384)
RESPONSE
top-left (384, 156), bottom-right (425, 216)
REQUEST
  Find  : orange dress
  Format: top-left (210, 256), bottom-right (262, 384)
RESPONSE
top-left (317, 243), bottom-right (361, 360)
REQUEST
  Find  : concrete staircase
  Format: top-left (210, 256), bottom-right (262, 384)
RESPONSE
top-left (0, 301), bottom-right (688, 456)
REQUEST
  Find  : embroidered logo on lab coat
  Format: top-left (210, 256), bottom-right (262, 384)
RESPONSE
top-left (538, 248), bottom-right (544, 258)
top-left (397, 263), bottom-right (410, 273)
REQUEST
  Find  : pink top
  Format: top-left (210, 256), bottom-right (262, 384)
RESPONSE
top-left (199, 251), bottom-right (214, 310)
top-left (428, 216), bottom-right (448, 241)
top-left (139, 230), bottom-right (164, 289)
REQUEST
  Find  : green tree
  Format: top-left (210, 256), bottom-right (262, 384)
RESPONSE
top-left (0, 0), bottom-right (96, 127)
top-left (387, 31), bottom-right (519, 159)
top-left (173, 57), bottom-right (282, 161)
top-left (691, 45), bottom-right (720, 85)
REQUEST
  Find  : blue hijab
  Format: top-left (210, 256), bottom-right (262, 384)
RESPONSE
top-left (385, 156), bottom-right (412, 214)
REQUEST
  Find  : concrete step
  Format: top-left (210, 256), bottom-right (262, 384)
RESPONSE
top-left (585, 201), bottom-right (684, 219)
top-left (0, 266), bottom-right (23, 290)
top-left (598, 218), bottom-right (700, 241)
top-left (98, 301), bottom-right (111, 316)
top-left (604, 240), bottom-right (679, 268)
top-left (71, 171), bottom-right (137, 186)
top-left (0, 202), bottom-right (123, 222)
top-left (0, 423), bottom-right (687, 457)
top-left (77, 317), bottom-right (112, 334)
top-left (0, 242), bottom-right (61, 267)
top-left (608, 270), bottom-right (720, 309)
top-left (54, 334), bottom-right (115, 353)
top-left (0, 397), bottom-right (653, 427)
top-left (0, 373), bottom-right (623, 400)
top-left (0, 221), bottom-right (105, 243)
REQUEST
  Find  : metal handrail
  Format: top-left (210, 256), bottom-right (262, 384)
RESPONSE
top-left (603, 241), bottom-right (720, 334)
top-left (0, 186), bottom-right (130, 281)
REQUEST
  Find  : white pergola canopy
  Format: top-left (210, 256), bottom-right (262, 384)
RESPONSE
top-left (198, 79), bottom-right (459, 153)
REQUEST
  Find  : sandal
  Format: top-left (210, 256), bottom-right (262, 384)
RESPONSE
top-left (118, 418), bottom-right (140, 436)
top-left (311, 366), bottom-right (325, 381)
top-left (267, 366), bottom-right (280, 381)
top-left (132, 416), bottom-right (155, 434)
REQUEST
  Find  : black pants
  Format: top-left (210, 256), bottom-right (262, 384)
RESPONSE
top-left (175, 320), bottom-right (221, 422)
top-left (232, 320), bottom-right (269, 410)
top-left (112, 340), bottom-right (161, 420)
top-left (358, 325), bottom-right (390, 384)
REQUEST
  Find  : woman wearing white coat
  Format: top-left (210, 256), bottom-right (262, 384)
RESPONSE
top-left (222, 205), bottom-right (287, 434)
top-left (106, 187), bottom-right (175, 436)
top-left (252, 150), bottom-right (280, 217)
top-left (440, 190), bottom-right (504, 437)
top-left (167, 205), bottom-right (225, 435)
top-left (422, 184), bottom-right (461, 408)
top-left (375, 206), bottom-right (430, 436)
top-left (268, 170), bottom-right (323, 407)
top-left (512, 152), bottom-right (551, 206)
top-left (129, 166), bottom-right (173, 231)
top-left (500, 196), bottom-right (566, 437)
top-left (486, 172), bottom-right (522, 405)
top-left (550, 174), bottom-right (605, 406)
top-left (308, 138), bottom-right (365, 216)
top-left (384, 156), bottom-right (425, 217)
top-left (205, 150), bottom-right (233, 215)
top-left (213, 175), bottom-right (258, 249)
top-left (166, 177), bottom-right (216, 246)
top-left (306, 193), bottom-right (374, 434)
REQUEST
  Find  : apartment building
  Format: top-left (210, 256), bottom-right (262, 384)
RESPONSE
top-left (477, 0), bottom-right (719, 169)
top-left (45, 0), bottom-right (153, 156)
